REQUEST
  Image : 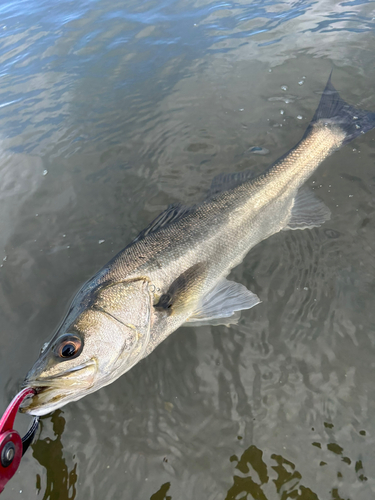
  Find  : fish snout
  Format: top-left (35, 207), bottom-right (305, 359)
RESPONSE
top-left (20, 360), bottom-right (98, 416)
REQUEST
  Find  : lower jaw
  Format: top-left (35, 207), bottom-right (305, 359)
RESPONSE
top-left (21, 366), bottom-right (98, 415)
top-left (20, 387), bottom-right (72, 416)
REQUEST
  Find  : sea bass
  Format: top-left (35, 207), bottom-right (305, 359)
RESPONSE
top-left (22, 75), bottom-right (375, 416)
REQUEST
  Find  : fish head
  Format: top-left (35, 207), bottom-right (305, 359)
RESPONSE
top-left (21, 279), bottom-right (153, 416)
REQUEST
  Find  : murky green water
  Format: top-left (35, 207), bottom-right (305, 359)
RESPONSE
top-left (1, 0), bottom-right (375, 498)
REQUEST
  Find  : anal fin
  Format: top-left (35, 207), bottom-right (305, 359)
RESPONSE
top-left (184, 279), bottom-right (260, 327)
top-left (284, 186), bottom-right (330, 230)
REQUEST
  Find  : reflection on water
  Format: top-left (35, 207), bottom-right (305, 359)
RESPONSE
top-left (225, 428), bottom-right (370, 500)
top-left (227, 445), bottom-right (315, 500)
top-left (149, 423), bottom-right (370, 499)
top-left (32, 411), bottom-right (77, 500)
top-left (150, 482), bottom-right (172, 500)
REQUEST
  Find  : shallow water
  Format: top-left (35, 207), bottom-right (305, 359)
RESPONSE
top-left (1, 0), bottom-right (375, 498)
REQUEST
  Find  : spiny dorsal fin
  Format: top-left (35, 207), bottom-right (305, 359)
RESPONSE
top-left (155, 262), bottom-right (208, 316)
top-left (132, 203), bottom-right (192, 243)
top-left (133, 169), bottom-right (257, 242)
top-left (284, 186), bottom-right (330, 230)
top-left (206, 169), bottom-right (257, 198)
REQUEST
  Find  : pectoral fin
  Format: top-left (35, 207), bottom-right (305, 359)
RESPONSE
top-left (155, 262), bottom-right (208, 316)
top-left (184, 279), bottom-right (260, 327)
top-left (284, 186), bottom-right (330, 230)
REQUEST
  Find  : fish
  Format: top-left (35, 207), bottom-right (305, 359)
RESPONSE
top-left (21, 75), bottom-right (375, 416)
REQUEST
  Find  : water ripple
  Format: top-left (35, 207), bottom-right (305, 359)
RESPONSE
top-left (1, 0), bottom-right (375, 499)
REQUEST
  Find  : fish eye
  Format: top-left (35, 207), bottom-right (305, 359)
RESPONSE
top-left (55, 334), bottom-right (83, 359)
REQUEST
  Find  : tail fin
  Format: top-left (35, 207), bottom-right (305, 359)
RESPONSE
top-left (306, 72), bottom-right (375, 145)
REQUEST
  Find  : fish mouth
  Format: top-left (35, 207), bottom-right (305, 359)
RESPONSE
top-left (20, 359), bottom-right (98, 416)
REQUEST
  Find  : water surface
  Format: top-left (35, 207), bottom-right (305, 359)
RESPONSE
top-left (1, 0), bottom-right (375, 498)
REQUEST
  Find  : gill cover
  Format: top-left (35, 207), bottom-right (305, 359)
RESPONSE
top-left (90, 279), bottom-right (153, 372)
top-left (22, 279), bottom-right (152, 415)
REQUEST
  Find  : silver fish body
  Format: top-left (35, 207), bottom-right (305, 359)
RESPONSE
top-left (21, 75), bottom-right (375, 415)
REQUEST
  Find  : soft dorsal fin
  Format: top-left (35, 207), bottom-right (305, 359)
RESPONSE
top-left (206, 169), bottom-right (257, 198)
top-left (284, 186), bottom-right (331, 230)
top-left (132, 203), bottom-right (192, 243)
